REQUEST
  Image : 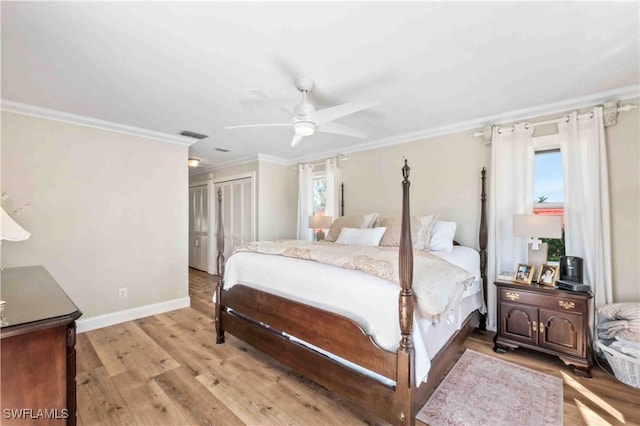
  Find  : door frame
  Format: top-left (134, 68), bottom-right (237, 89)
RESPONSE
top-left (213, 172), bottom-right (257, 273)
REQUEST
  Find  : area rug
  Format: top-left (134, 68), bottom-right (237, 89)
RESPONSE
top-left (416, 349), bottom-right (563, 426)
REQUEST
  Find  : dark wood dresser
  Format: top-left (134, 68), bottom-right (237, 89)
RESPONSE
top-left (1, 266), bottom-right (82, 425)
top-left (493, 280), bottom-right (593, 377)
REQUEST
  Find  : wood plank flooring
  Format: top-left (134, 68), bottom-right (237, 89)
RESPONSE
top-left (76, 269), bottom-right (640, 425)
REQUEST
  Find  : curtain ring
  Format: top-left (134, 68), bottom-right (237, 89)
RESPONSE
top-left (524, 123), bottom-right (531, 130)
top-left (590, 111), bottom-right (594, 119)
top-left (511, 125), bottom-right (515, 132)
top-left (565, 115), bottom-right (570, 123)
top-left (497, 128), bottom-right (503, 134)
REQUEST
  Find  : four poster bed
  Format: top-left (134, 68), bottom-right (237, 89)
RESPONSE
top-left (213, 161), bottom-right (488, 426)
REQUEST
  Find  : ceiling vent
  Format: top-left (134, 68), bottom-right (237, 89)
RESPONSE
top-left (179, 130), bottom-right (208, 140)
top-left (215, 148), bottom-right (231, 153)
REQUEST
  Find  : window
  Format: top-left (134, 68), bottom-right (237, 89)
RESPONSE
top-left (533, 136), bottom-right (565, 261)
top-left (313, 175), bottom-right (326, 215)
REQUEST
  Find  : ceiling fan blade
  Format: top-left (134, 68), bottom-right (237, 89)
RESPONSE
top-left (291, 134), bottom-right (304, 147)
top-left (310, 98), bottom-right (379, 125)
top-left (225, 123), bottom-right (292, 130)
top-left (317, 122), bottom-right (367, 139)
top-left (249, 89), bottom-right (296, 117)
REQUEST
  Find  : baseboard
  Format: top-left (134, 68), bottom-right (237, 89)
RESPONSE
top-left (76, 297), bottom-right (191, 333)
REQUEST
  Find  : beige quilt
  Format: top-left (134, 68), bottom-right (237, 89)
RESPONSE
top-left (235, 240), bottom-right (475, 323)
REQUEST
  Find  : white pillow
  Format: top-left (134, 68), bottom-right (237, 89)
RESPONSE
top-left (429, 221), bottom-right (456, 252)
top-left (335, 227), bottom-right (387, 246)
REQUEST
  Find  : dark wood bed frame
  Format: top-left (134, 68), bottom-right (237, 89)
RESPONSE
top-left (214, 162), bottom-right (487, 425)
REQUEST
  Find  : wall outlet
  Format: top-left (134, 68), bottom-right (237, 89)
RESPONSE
top-left (118, 288), bottom-right (128, 299)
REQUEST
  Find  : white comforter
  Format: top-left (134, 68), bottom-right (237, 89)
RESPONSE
top-left (221, 245), bottom-right (483, 383)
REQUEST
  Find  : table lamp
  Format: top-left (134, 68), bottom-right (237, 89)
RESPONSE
top-left (1, 206), bottom-right (31, 243)
top-left (513, 214), bottom-right (562, 279)
top-left (308, 215), bottom-right (333, 241)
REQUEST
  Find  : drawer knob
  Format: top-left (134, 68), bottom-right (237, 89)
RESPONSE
top-left (532, 321), bottom-right (537, 332)
top-left (559, 300), bottom-right (575, 310)
top-left (506, 291), bottom-right (520, 301)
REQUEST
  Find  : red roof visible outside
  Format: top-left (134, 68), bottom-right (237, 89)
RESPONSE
top-left (534, 207), bottom-right (565, 226)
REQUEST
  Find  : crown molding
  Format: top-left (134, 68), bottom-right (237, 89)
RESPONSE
top-left (257, 153), bottom-right (296, 166)
top-left (285, 84), bottom-right (640, 161)
top-left (207, 155), bottom-right (260, 172)
top-left (1, 99), bottom-right (197, 146)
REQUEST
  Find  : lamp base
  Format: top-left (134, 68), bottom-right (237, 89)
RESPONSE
top-left (528, 242), bottom-right (548, 282)
top-left (315, 229), bottom-right (326, 241)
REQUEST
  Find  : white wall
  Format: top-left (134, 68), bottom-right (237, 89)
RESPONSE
top-left (1, 112), bottom-right (189, 321)
top-left (606, 101), bottom-right (639, 302)
top-left (340, 131), bottom-right (491, 248)
top-left (258, 160), bottom-right (297, 241)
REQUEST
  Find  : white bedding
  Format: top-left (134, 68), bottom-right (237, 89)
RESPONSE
top-left (221, 245), bottom-right (483, 383)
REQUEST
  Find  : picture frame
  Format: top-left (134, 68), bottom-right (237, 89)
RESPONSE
top-left (513, 263), bottom-right (534, 284)
top-left (537, 264), bottom-right (559, 286)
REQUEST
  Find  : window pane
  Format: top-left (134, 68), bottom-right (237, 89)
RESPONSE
top-left (313, 177), bottom-right (326, 214)
top-left (534, 149), bottom-right (565, 261)
top-left (534, 149), bottom-right (564, 204)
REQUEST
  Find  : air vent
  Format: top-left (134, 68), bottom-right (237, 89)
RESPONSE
top-left (215, 148), bottom-right (231, 153)
top-left (179, 130), bottom-right (208, 140)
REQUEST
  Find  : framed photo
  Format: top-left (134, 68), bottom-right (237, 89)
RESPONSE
top-left (537, 264), bottom-right (559, 286)
top-left (513, 263), bottom-right (534, 284)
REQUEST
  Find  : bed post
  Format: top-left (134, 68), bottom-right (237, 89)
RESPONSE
top-left (340, 182), bottom-right (345, 216)
top-left (396, 159), bottom-right (415, 426)
top-left (215, 187), bottom-right (225, 344)
top-left (479, 167), bottom-right (488, 331)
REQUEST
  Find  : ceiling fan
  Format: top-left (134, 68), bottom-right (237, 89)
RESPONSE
top-left (225, 78), bottom-right (379, 147)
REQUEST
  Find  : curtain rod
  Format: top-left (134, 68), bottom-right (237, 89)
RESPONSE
top-left (473, 102), bottom-right (637, 139)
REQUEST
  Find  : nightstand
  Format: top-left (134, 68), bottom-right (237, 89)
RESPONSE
top-left (493, 280), bottom-right (593, 377)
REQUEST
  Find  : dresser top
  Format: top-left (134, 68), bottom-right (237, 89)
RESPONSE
top-left (1, 265), bottom-right (81, 334)
top-left (494, 279), bottom-right (593, 298)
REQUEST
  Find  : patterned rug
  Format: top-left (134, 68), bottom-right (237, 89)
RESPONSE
top-left (417, 349), bottom-right (563, 426)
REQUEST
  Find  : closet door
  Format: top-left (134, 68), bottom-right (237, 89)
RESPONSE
top-left (189, 184), bottom-right (209, 271)
top-left (214, 177), bottom-right (253, 261)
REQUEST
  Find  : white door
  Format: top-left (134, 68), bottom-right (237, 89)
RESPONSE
top-left (189, 184), bottom-right (209, 271)
top-left (214, 177), bottom-right (253, 261)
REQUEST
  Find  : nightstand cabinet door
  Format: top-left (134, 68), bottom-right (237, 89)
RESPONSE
top-left (500, 302), bottom-right (538, 345)
top-left (539, 309), bottom-right (584, 357)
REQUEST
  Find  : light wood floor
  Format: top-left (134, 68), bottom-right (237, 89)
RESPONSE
top-left (76, 269), bottom-right (640, 425)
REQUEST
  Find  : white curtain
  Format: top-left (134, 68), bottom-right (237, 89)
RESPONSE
top-left (487, 123), bottom-right (535, 328)
top-left (296, 163), bottom-right (314, 240)
top-left (324, 158), bottom-right (340, 221)
top-left (559, 107), bottom-right (612, 308)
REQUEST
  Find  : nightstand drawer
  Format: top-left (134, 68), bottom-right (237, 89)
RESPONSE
top-left (499, 288), bottom-right (586, 313)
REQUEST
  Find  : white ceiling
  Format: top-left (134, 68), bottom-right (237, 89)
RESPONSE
top-left (2, 2), bottom-right (639, 172)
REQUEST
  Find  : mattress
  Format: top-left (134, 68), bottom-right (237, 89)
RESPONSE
top-left (221, 245), bottom-right (483, 383)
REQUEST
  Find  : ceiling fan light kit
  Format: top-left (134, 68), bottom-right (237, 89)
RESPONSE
top-left (225, 77), bottom-right (378, 147)
top-left (294, 121), bottom-right (316, 136)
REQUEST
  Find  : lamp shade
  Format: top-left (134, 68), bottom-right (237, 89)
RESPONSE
top-left (513, 214), bottom-right (562, 239)
top-left (1, 207), bottom-right (31, 242)
top-left (308, 215), bottom-right (333, 229)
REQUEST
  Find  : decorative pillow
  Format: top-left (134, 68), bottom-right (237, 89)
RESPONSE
top-left (414, 214), bottom-right (439, 249)
top-left (362, 212), bottom-right (379, 228)
top-left (374, 214), bottom-right (438, 248)
top-left (326, 215), bottom-right (373, 242)
top-left (335, 227), bottom-right (387, 246)
top-left (429, 221), bottom-right (457, 252)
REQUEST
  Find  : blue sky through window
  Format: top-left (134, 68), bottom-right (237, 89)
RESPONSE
top-left (534, 150), bottom-right (564, 203)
